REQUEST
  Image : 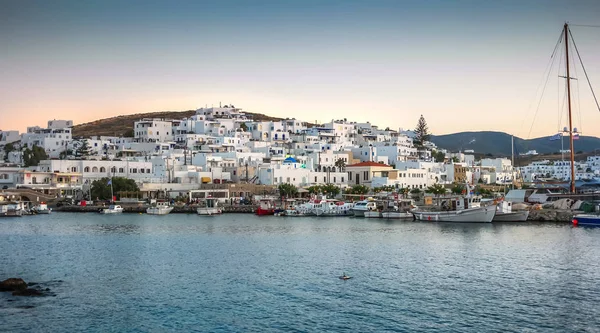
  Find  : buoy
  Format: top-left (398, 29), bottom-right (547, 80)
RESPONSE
top-left (572, 218), bottom-right (578, 226)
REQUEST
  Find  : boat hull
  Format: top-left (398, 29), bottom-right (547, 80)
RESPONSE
top-left (256, 208), bottom-right (275, 216)
top-left (413, 206), bottom-right (496, 223)
top-left (364, 211), bottom-right (382, 218)
top-left (147, 207), bottom-right (174, 215)
top-left (493, 210), bottom-right (529, 222)
top-left (381, 211), bottom-right (414, 220)
top-left (573, 214), bottom-right (600, 226)
top-left (197, 207), bottom-right (222, 215)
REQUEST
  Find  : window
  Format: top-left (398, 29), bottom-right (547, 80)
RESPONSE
top-left (92, 167), bottom-right (98, 172)
top-left (341, 177), bottom-right (344, 182)
top-left (100, 167), bottom-right (106, 173)
top-left (119, 168), bottom-right (124, 173)
top-left (71, 167), bottom-right (77, 172)
top-left (348, 172), bottom-right (352, 180)
top-left (315, 176), bottom-right (317, 182)
top-left (111, 167), bottom-right (116, 173)
top-left (333, 177), bottom-right (336, 182)
top-left (141, 169), bottom-right (145, 173)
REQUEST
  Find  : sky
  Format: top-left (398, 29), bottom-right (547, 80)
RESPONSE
top-left (2, 0), bottom-right (600, 138)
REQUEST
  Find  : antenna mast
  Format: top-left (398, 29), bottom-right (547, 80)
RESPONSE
top-left (564, 23), bottom-right (576, 194)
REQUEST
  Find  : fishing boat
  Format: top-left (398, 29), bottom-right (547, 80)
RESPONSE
top-left (197, 198), bottom-right (223, 215)
top-left (147, 201), bottom-right (174, 215)
top-left (99, 205), bottom-right (124, 214)
top-left (352, 198), bottom-right (378, 217)
top-left (312, 200), bottom-right (354, 216)
top-left (256, 199), bottom-right (275, 216)
top-left (492, 200), bottom-right (530, 222)
top-left (381, 199), bottom-right (414, 220)
top-left (572, 213), bottom-right (600, 226)
top-left (364, 210), bottom-right (382, 218)
top-left (32, 202), bottom-right (52, 214)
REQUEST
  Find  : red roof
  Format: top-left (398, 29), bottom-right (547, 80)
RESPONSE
top-left (346, 161), bottom-right (391, 168)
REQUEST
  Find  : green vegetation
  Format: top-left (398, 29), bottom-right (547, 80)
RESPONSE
top-left (450, 183), bottom-right (465, 195)
top-left (346, 185), bottom-right (370, 195)
top-left (23, 145), bottom-right (48, 167)
top-left (321, 184), bottom-right (341, 198)
top-left (334, 158), bottom-right (346, 170)
top-left (413, 115), bottom-right (431, 147)
top-left (425, 184), bottom-right (447, 196)
top-left (3, 143), bottom-right (15, 162)
top-left (432, 149), bottom-right (445, 163)
top-left (278, 183), bottom-right (298, 198)
top-left (91, 177), bottom-right (139, 200)
top-left (239, 123), bottom-right (248, 132)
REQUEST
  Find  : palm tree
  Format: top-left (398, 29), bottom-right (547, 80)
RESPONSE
top-left (278, 183), bottom-right (298, 198)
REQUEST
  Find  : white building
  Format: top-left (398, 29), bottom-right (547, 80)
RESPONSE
top-left (21, 120), bottom-right (73, 158)
top-left (134, 119), bottom-right (175, 143)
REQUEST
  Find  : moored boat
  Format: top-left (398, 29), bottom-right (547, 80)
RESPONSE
top-left (412, 190), bottom-right (496, 223)
top-left (147, 201), bottom-right (174, 215)
top-left (100, 205), bottom-right (124, 214)
top-left (313, 200), bottom-right (354, 216)
top-left (197, 198), bottom-right (223, 215)
top-left (492, 201), bottom-right (529, 222)
top-left (0, 203), bottom-right (23, 217)
top-left (32, 202), bottom-right (52, 214)
top-left (256, 199), bottom-right (275, 216)
top-left (352, 198), bottom-right (378, 217)
top-left (572, 214), bottom-right (600, 226)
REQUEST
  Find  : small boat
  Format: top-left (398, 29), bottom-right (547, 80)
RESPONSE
top-left (197, 198), bottom-right (223, 215)
top-left (573, 204), bottom-right (600, 226)
top-left (99, 205), bottom-right (124, 214)
top-left (32, 202), bottom-right (52, 214)
top-left (0, 203), bottom-right (23, 217)
top-left (492, 201), bottom-right (529, 222)
top-left (380, 199), bottom-right (414, 220)
top-left (339, 275), bottom-right (352, 280)
top-left (352, 198), bottom-right (378, 217)
top-left (256, 199), bottom-right (275, 216)
top-left (147, 201), bottom-right (174, 215)
top-left (313, 200), bottom-right (354, 216)
top-left (382, 211), bottom-right (414, 220)
top-left (412, 187), bottom-right (496, 223)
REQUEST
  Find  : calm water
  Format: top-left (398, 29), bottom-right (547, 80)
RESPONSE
top-left (1, 213), bottom-right (600, 332)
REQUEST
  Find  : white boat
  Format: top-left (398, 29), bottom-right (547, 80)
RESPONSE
top-left (492, 201), bottom-right (530, 222)
top-left (100, 205), bottom-right (124, 214)
top-left (381, 211), bottom-right (414, 220)
top-left (0, 204), bottom-right (23, 217)
top-left (32, 202), bottom-right (52, 214)
top-left (381, 199), bottom-right (414, 220)
top-left (352, 198), bottom-right (378, 217)
top-left (197, 198), bottom-right (222, 215)
top-left (147, 201), bottom-right (174, 215)
top-left (412, 189), bottom-right (496, 223)
top-left (313, 200), bottom-right (354, 216)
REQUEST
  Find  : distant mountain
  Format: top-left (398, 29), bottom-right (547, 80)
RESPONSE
top-left (431, 131), bottom-right (600, 156)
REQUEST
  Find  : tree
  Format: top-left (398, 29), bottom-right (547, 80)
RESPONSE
top-left (239, 123), bottom-right (249, 132)
top-left (23, 145), bottom-right (47, 167)
top-left (425, 184), bottom-right (446, 196)
top-left (76, 140), bottom-right (92, 157)
top-left (91, 177), bottom-right (139, 200)
top-left (321, 183), bottom-right (340, 198)
top-left (348, 184), bottom-right (369, 195)
top-left (3, 143), bottom-right (15, 162)
top-left (451, 157), bottom-right (459, 163)
top-left (278, 183), bottom-right (298, 198)
top-left (451, 183), bottom-right (465, 195)
top-left (432, 150), bottom-right (445, 163)
top-left (334, 158), bottom-right (346, 171)
top-left (307, 185), bottom-right (322, 194)
top-left (414, 115), bottom-right (431, 147)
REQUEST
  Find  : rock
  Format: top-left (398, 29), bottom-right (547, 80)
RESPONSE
top-left (12, 288), bottom-right (43, 297)
top-left (0, 278), bottom-right (27, 292)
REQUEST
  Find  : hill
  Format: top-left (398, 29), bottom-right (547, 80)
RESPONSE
top-left (71, 110), bottom-right (299, 137)
top-left (431, 131), bottom-right (600, 156)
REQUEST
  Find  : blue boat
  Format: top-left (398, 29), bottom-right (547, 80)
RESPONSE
top-left (572, 214), bottom-right (600, 226)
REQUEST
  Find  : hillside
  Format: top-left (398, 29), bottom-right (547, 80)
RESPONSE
top-left (71, 110), bottom-right (296, 137)
top-left (431, 131), bottom-right (600, 156)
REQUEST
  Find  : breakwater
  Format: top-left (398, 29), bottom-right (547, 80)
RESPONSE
top-left (55, 204), bottom-right (257, 214)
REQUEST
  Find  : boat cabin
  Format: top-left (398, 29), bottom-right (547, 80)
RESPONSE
top-left (440, 196), bottom-right (482, 211)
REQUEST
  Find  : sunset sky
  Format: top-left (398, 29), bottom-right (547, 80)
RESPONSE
top-left (2, 0), bottom-right (600, 138)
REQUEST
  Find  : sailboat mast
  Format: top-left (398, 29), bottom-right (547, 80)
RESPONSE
top-left (511, 135), bottom-right (514, 190)
top-left (564, 23), bottom-right (576, 193)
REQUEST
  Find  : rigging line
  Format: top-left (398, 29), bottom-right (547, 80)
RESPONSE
top-left (519, 29), bottom-right (564, 138)
top-left (569, 24), bottom-right (600, 28)
top-left (569, 29), bottom-right (600, 113)
top-left (557, 41), bottom-right (564, 132)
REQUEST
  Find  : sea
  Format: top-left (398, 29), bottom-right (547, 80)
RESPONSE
top-left (1, 213), bottom-right (600, 332)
